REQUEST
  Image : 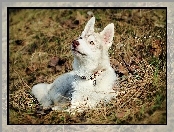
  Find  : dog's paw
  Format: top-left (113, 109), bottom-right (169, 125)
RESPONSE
top-left (51, 106), bottom-right (62, 111)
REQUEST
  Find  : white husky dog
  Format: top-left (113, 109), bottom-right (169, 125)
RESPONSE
top-left (32, 17), bottom-right (117, 112)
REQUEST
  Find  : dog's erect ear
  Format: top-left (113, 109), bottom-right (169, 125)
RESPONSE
top-left (81, 17), bottom-right (95, 36)
top-left (100, 23), bottom-right (114, 48)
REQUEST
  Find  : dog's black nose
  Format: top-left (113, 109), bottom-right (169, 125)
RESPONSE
top-left (72, 40), bottom-right (80, 48)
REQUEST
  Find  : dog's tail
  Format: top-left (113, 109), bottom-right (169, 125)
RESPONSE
top-left (31, 83), bottom-right (53, 108)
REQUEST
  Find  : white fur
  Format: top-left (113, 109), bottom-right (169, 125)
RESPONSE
top-left (31, 17), bottom-right (118, 112)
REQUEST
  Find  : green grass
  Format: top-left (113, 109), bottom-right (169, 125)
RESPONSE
top-left (9, 8), bottom-right (166, 124)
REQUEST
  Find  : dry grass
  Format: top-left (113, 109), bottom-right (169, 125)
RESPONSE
top-left (9, 8), bottom-right (166, 124)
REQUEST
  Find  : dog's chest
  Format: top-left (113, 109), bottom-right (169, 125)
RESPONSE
top-left (71, 73), bottom-right (105, 96)
top-left (71, 79), bottom-right (98, 106)
top-left (72, 77), bottom-right (96, 92)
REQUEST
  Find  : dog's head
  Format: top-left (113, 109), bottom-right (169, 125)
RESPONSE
top-left (71, 17), bottom-right (114, 76)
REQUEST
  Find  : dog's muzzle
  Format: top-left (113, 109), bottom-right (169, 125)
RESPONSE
top-left (72, 40), bottom-right (80, 49)
top-left (71, 40), bottom-right (86, 56)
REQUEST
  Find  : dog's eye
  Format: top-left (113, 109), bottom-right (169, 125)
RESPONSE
top-left (90, 41), bottom-right (94, 45)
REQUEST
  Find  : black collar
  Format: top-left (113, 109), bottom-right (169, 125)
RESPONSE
top-left (76, 69), bottom-right (105, 86)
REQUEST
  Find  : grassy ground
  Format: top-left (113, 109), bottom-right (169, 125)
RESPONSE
top-left (9, 8), bottom-right (166, 124)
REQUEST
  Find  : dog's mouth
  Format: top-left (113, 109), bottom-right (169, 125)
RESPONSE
top-left (71, 48), bottom-right (86, 56)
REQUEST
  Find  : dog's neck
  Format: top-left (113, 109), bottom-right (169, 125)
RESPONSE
top-left (73, 57), bottom-right (97, 73)
top-left (72, 55), bottom-right (109, 83)
top-left (75, 69), bottom-right (105, 86)
top-left (78, 69), bottom-right (105, 80)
